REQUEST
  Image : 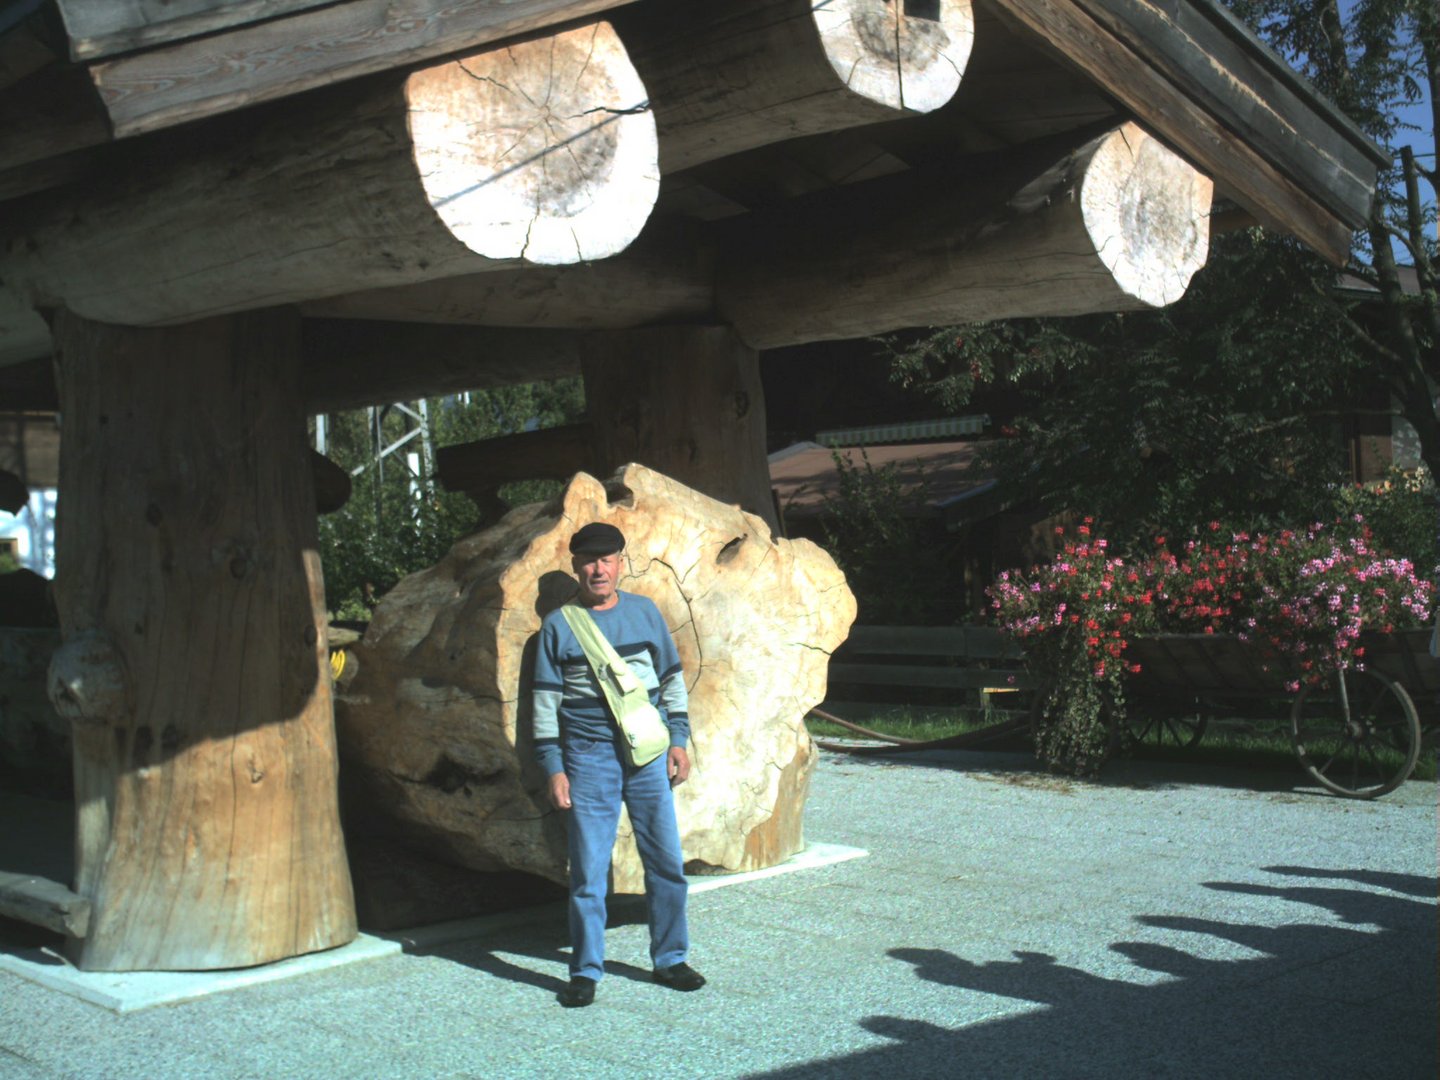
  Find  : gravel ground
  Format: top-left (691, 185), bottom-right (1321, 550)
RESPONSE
top-left (1, 748), bottom-right (1435, 1079)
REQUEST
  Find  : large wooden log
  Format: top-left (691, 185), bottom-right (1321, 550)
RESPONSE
top-left (335, 465), bottom-right (855, 901)
top-left (435, 423), bottom-right (595, 498)
top-left (74, 0), bottom-right (635, 137)
top-left (300, 221), bottom-right (715, 331)
top-left (987, 0), bottom-right (1370, 263)
top-left (582, 326), bottom-right (779, 532)
top-left (300, 320), bottom-right (582, 414)
top-left (0, 22), bottom-right (657, 330)
top-left (616, 0), bottom-right (974, 173)
top-left (49, 308), bottom-right (355, 971)
top-left (717, 121), bottom-right (1213, 348)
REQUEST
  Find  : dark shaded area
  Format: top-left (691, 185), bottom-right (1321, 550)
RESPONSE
top-left (755, 868), bottom-right (1437, 1079)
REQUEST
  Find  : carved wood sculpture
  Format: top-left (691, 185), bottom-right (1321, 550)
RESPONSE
top-left (0, 21), bottom-right (657, 341)
top-left (47, 309), bottom-right (355, 971)
top-left (335, 465), bottom-right (855, 897)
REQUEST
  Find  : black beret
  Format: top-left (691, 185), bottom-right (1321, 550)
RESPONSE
top-left (569, 522), bottom-right (625, 556)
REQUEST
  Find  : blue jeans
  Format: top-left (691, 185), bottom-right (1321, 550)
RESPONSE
top-left (563, 735), bottom-right (688, 981)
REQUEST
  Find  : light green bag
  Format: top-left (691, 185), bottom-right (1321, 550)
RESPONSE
top-left (561, 604), bottom-right (671, 768)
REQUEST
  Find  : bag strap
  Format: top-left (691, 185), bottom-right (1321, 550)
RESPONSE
top-left (561, 603), bottom-right (628, 676)
top-left (560, 604), bottom-right (635, 719)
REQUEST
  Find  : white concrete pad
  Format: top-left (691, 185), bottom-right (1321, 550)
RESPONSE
top-left (0, 933), bottom-right (401, 1014)
top-left (0, 842), bottom-right (865, 1013)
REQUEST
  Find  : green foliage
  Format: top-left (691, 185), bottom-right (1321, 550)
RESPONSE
top-left (1333, 466), bottom-right (1438, 570)
top-left (890, 230), bottom-right (1367, 544)
top-left (316, 379), bottom-right (584, 618)
top-left (816, 450), bottom-right (966, 625)
top-left (0, 548), bottom-right (19, 575)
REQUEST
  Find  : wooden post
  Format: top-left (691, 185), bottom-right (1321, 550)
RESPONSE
top-left (580, 326), bottom-right (778, 535)
top-left (48, 309), bottom-right (356, 972)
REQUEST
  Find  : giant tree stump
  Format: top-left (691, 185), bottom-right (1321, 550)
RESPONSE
top-left (48, 309), bottom-right (355, 971)
top-left (335, 465), bottom-right (855, 894)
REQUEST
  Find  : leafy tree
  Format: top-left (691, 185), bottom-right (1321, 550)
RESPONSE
top-left (317, 379), bottom-right (585, 619)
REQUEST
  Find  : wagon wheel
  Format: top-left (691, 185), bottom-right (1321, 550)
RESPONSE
top-left (1290, 667), bottom-right (1421, 799)
top-left (1126, 709), bottom-right (1208, 750)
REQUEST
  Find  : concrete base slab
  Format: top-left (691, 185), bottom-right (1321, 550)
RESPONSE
top-left (0, 842), bottom-right (865, 1013)
top-left (0, 933), bottom-right (402, 1014)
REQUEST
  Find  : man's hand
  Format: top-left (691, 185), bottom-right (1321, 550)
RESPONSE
top-left (667, 746), bottom-right (691, 788)
top-left (547, 772), bottom-right (572, 810)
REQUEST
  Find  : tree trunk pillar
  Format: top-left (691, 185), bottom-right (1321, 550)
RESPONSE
top-left (580, 326), bottom-right (778, 535)
top-left (48, 309), bottom-right (356, 972)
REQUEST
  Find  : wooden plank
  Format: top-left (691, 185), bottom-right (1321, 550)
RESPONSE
top-left (1067, 0), bottom-right (1381, 228)
top-left (988, 0), bottom-right (1360, 262)
top-left (300, 320), bottom-right (581, 413)
top-left (828, 662), bottom-right (1029, 690)
top-left (0, 63), bottom-right (111, 174)
top-left (85, 0), bottom-right (635, 137)
top-left (435, 423), bottom-right (594, 494)
top-left (0, 870), bottom-right (91, 937)
top-left (55, 0), bottom-right (337, 60)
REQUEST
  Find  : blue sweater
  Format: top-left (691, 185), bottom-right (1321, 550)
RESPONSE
top-left (532, 592), bottom-right (690, 776)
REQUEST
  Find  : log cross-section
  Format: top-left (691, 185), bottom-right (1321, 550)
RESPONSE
top-left (0, 21), bottom-right (657, 331)
top-left (616, 0), bottom-right (974, 173)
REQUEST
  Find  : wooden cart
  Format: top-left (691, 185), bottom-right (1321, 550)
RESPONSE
top-left (1124, 628), bottom-right (1438, 799)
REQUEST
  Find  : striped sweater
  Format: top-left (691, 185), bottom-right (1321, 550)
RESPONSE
top-left (531, 591), bottom-right (690, 776)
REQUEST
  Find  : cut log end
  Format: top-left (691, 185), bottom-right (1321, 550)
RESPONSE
top-left (1081, 124), bottom-right (1213, 309)
top-left (407, 21), bottom-right (658, 267)
top-left (814, 0), bottom-right (974, 114)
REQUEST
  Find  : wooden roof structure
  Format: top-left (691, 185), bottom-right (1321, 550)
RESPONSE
top-left (0, 0), bottom-right (1387, 408)
top-left (0, 0), bottom-right (1392, 975)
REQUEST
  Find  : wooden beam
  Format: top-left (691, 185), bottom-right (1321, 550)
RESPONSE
top-left (300, 320), bottom-right (581, 414)
top-left (301, 219), bottom-right (715, 331)
top-left (435, 423), bottom-right (596, 496)
top-left (716, 122), bottom-right (1214, 349)
top-left (0, 22), bottom-right (658, 329)
top-left (0, 1), bottom-right (66, 90)
top-left (0, 870), bottom-right (91, 937)
top-left (1059, 0), bottom-right (1382, 228)
top-left (50, 307), bottom-right (356, 971)
top-left (81, 0), bottom-right (635, 138)
top-left (987, 0), bottom-right (1364, 262)
top-left (54, 0), bottom-right (335, 60)
top-left (615, 0), bottom-right (974, 173)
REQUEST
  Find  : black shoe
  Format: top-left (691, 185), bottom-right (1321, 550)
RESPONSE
top-left (653, 962), bottom-right (706, 991)
top-left (558, 976), bottom-right (596, 1008)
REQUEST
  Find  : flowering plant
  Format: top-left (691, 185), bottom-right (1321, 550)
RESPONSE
top-left (989, 515), bottom-right (1436, 775)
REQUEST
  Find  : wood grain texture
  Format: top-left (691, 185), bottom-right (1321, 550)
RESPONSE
top-left (55, 0), bottom-right (337, 60)
top-left (0, 23), bottom-right (657, 328)
top-left (581, 326), bottom-right (778, 532)
top-left (1066, 0), bottom-right (1380, 227)
top-left (50, 308), bottom-right (355, 971)
top-left (616, 0), bottom-right (973, 173)
top-left (300, 221), bottom-right (716, 330)
top-left (0, 871), bottom-right (91, 937)
top-left (85, 0), bottom-right (633, 137)
top-left (988, 0), bottom-right (1358, 262)
top-left (717, 122), bottom-right (1212, 349)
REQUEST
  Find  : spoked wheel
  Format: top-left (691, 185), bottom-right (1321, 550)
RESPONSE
top-left (1127, 711), bottom-right (1208, 750)
top-left (1290, 667), bottom-right (1421, 799)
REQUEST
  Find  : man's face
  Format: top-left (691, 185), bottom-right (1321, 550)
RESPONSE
top-left (573, 551), bottom-right (622, 605)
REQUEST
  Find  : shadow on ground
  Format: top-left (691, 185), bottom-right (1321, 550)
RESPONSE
top-left (754, 867), bottom-right (1437, 1079)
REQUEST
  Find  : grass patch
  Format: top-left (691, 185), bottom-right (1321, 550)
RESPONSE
top-left (809, 704), bottom-right (1436, 782)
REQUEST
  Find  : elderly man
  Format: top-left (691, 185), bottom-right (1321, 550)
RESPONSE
top-left (532, 521), bottom-right (706, 1008)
